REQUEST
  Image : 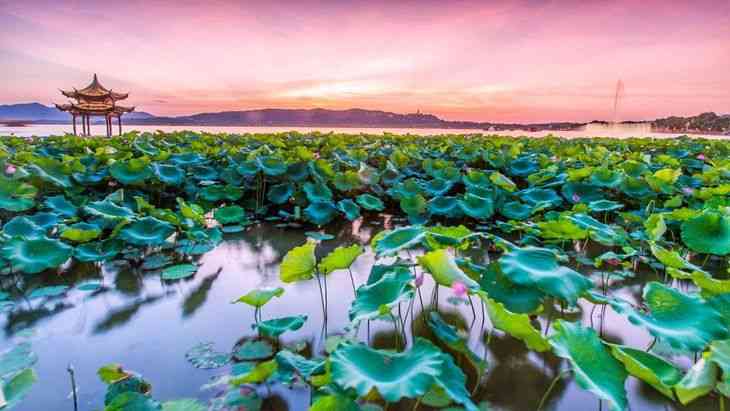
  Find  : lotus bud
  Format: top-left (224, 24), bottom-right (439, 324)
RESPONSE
top-left (696, 153), bottom-right (706, 161)
top-left (4, 164), bottom-right (16, 175)
top-left (452, 281), bottom-right (468, 298)
top-left (572, 194), bottom-right (581, 203)
top-left (414, 272), bottom-right (424, 287)
top-left (682, 187), bottom-right (694, 196)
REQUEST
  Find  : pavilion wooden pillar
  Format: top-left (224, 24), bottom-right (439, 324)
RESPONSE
top-left (81, 115), bottom-right (86, 136)
top-left (86, 115), bottom-right (91, 136)
top-left (72, 114), bottom-right (77, 136)
top-left (117, 115), bottom-right (122, 136)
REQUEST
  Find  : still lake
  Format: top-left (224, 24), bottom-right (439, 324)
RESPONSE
top-left (0, 122), bottom-right (725, 139)
top-left (1, 217), bottom-right (719, 410)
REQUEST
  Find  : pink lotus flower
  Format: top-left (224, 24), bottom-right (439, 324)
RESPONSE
top-left (606, 258), bottom-right (620, 266)
top-left (697, 154), bottom-right (706, 161)
top-left (682, 187), bottom-right (694, 196)
top-left (414, 273), bottom-right (424, 287)
top-left (4, 164), bottom-right (16, 175)
top-left (452, 281), bottom-right (468, 298)
top-left (572, 194), bottom-right (581, 203)
top-left (108, 180), bottom-right (117, 187)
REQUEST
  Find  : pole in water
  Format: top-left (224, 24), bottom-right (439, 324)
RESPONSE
top-left (67, 363), bottom-right (78, 411)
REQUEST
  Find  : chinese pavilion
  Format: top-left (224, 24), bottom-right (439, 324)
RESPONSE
top-left (55, 74), bottom-right (134, 137)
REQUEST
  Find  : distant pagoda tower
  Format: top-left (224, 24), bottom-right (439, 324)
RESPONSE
top-left (55, 74), bottom-right (134, 136)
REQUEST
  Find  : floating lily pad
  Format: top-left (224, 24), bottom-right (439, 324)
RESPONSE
top-left (1, 237), bottom-right (72, 274)
top-left (185, 342), bottom-right (231, 369)
top-left (161, 264), bottom-right (197, 280)
top-left (119, 217), bottom-right (175, 246)
top-left (256, 315), bottom-right (307, 338)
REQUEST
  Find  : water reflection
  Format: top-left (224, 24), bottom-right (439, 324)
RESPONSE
top-left (0, 219), bottom-right (720, 410)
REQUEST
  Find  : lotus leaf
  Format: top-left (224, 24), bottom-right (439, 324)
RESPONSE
top-left (256, 315), bottom-right (307, 338)
top-left (43, 195), bottom-right (77, 217)
top-left (61, 222), bottom-right (101, 242)
top-left (280, 241), bottom-right (316, 283)
top-left (319, 244), bottom-right (364, 275)
top-left (153, 163), bottom-right (184, 186)
top-left (234, 339), bottom-right (274, 361)
top-left (674, 358), bottom-right (719, 404)
top-left (680, 211), bottom-right (730, 255)
top-left (356, 193), bottom-right (384, 211)
top-left (458, 193), bottom-right (494, 220)
top-left (349, 267), bottom-right (413, 323)
top-left (234, 287), bottom-right (284, 308)
top-left (305, 201), bottom-right (338, 225)
top-left (472, 262), bottom-right (543, 313)
top-left (161, 264), bottom-right (197, 280)
top-left (549, 320), bottom-right (628, 411)
top-left (214, 205), bottom-right (246, 225)
top-left (337, 199), bottom-right (361, 221)
top-left (85, 199), bottom-right (135, 220)
top-left (267, 183), bottom-right (294, 204)
top-left (609, 282), bottom-right (729, 352)
top-left (119, 217), bottom-right (175, 246)
top-left (373, 226), bottom-right (424, 256)
top-left (74, 239), bottom-right (122, 262)
top-left (417, 249), bottom-right (479, 289)
top-left (185, 342), bottom-right (231, 369)
top-left (110, 158), bottom-right (153, 185)
top-left (609, 345), bottom-right (682, 399)
top-left (1, 237), bottom-right (72, 274)
top-left (498, 246), bottom-right (593, 305)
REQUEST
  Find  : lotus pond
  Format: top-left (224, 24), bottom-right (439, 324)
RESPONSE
top-left (0, 132), bottom-right (728, 411)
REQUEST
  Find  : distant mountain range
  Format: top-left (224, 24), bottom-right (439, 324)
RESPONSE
top-left (0, 103), bottom-right (154, 123)
top-left (0, 103), bottom-right (728, 134)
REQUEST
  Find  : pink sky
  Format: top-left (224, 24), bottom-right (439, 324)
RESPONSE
top-left (1, 0), bottom-right (729, 122)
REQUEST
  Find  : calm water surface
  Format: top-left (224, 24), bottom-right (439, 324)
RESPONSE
top-left (1, 219), bottom-right (720, 410)
top-left (0, 123), bottom-right (726, 139)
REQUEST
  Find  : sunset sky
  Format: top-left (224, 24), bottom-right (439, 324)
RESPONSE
top-left (1, 0), bottom-right (729, 123)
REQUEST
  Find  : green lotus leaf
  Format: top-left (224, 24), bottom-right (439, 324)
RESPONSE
top-left (267, 183), bottom-right (294, 205)
top-left (161, 399), bottom-right (206, 411)
top-left (60, 222), bottom-right (101, 242)
top-left (471, 262), bottom-right (544, 314)
top-left (478, 293), bottom-right (549, 352)
top-left (519, 188), bottom-right (562, 208)
top-left (74, 239), bottom-right (122, 262)
top-left (0, 342), bottom-right (37, 376)
top-left (499, 201), bottom-right (532, 221)
top-left (428, 312), bottom-right (486, 374)
top-left (305, 231), bottom-right (334, 241)
top-left (110, 158), bottom-right (153, 185)
top-left (463, 170), bottom-right (490, 190)
top-left (706, 339), bottom-right (730, 397)
top-left (27, 285), bottom-right (69, 299)
top-left (337, 199), bottom-right (361, 221)
top-left (674, 358), bottom-right (719, 405)
top-left (609, 282), bottom-right (729, 352)
top-left (185, 342), bottom-right (231, 369)
top-left (77, 280), bottom-right (102, 291)
top-left (0, 176), bottom-right (37, 212)
top-left (424, 225), bottom-right (475, 250)
top-left (27, 157), bottom-right (72, 188)
top-left (309, 394), bottom-right (359, 411)
top-left (256, 156), bottom-right (287, 176)
top-left (349, 267), bottom-right (413, 323)
top-left (256, 315), bottom-right (307, 338)
top-left (536, 218), bottom-right (588, 241)
top-left (588, 200), bottom-right (624, 213)
top-left (489, 171), bottom-right (517, 192)
top-left (2, 368), bottom-right (38, 409)
top-left (333, 170), bottom-right (363, 192)
top-left (230, 359), bottom-right (277, 385)
top-left (119, 217), bottom-right (175, 246)
top-left (161, 264), bottom-right (197, 280)
top-left (400, 193), bottom-right (427, 216)
top-left (644, 214), bottom-right (667, 241)
top-left (214, 205), bottom-right (246, 225)
top-left (498, 246), bottom-right (593, 305)
top-left (549, 320), bottom-right (628, 411)
top-left (609, 345), bottom-right (682, 399)
top-left (562, 182), bottom-right (604, 203)
top-left (105, 392), bottom-right (161, 411)
top-left (44, 195), bottom-right (77, 217)
top-left (590, 167), bottom-right (623, 188)
top-left (330, 338), bottom-right (442, 402)
top-left (198, 185), bottom-right (243, 202)
top-left (508, 156), bottom-right (539, 177)
top-left (3, 216), bottom-right (46, 239)
top-left (356, 194), bottom-right (384, 211)
top-left (458, 193), bottom-right (494, 220)
top-left (373, 226), bottom-right (425, 256)
top-left (422, 178), bottom-right (453, 197)
top-left (303, 182), bottom-right (333, 203)
top-left (428, 196), bottom-right (462, 218)
top-left (1, 237), bottom-right (72, 274)
top-left (275, 350), bottom-right (326, 383)
top-left (234, 339), bottom-right (274, 361)
top-left (85, 199), bottom-right (135, 220)
top-left (680, 211), bottom-right (730, 255)
top-left (620, 176), bottom-right (654, 198)
top-left (567, 213), bottom-right (625, 246)
top-left (233, 287), bottom-right (284, 308)
top-left (280, 240), bottom-right (316, 283)
top-left (153, 163), bottom-right (184, 186)
top-left (189, 165), bottom-right (218, 181)
top-left (305, 201), bottom-right (337, 226)
top-left (319, 244), bottom-right (364, 275)
top-left (620, 160), bottom-right (648, 177)
top-left (358, 162), bottom-right (380, 186)
top-left (97, 363), bottom-right (130, 384)
top-left (417, 249), bottom-right (479, 289)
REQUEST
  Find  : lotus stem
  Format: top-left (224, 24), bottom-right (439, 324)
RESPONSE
top-left (67, 363), bottom-right (78, 411)
top-left (468, 294), bottom-right (477, 329)
top-left (720, 395), bottom-right (725, 411)
top-left (347, 268), bottom-right (356, 295)
top-left (537, 369), bottom-right (571, 411)
top-left (314, 273), bottom-right (327, 335)
top-left (390, 311), bottom-right (401, 350)
top-left (412, 396), bottom-right (422, 410)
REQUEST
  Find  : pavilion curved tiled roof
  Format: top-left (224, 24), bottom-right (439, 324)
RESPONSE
top-left (59, 74), bottom-right (129, 101)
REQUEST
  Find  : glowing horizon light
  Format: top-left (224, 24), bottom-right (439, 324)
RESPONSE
top-left (0, 0), bottom-right (728, 122)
